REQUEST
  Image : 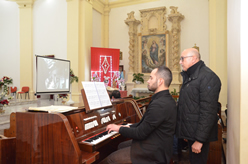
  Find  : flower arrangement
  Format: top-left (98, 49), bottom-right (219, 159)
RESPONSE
top-left (1, 76), bottom-right (13, 96)
top-left (0, 81), bottom-right (3, 87)
top-left (70, 69), bottom-right (78, 84)
top-left (0, 93), bottom-right (9, 112)
top-left (92, 72), bottom-right (100, 82)
top-left (58, 94), bottom-right (68, 99)
top-left (104, 76), bottom-right (110, 83)
top-left (117, 78), bottom-right (125, 86)
top-left (103, 76), bottom-right (110, 87)
top-left (0, 99), bottom-right (9, 106)
top-left (2, 76), bottom-right (13, 85)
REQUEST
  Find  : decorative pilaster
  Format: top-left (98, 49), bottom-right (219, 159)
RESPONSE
top-left (13, 0), bottom-right (35, 99)
top-left (168, 6), bottom-right (184, 71)
top-left (168, 6), bottom-right (184, 91)
top-left (102, 6), bottom-right (110, 48)
top-left (125, 11), bottom-right (140, 95)
top-left (67, 0), bottom-right (80, 102)
top-left (125, 11), bottom-right (140, 73)
top-left (67, 0), bottom-right (93, 103)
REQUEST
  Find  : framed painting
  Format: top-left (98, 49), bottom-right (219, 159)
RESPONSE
top-left (140, 33), bottom-right (168, 73)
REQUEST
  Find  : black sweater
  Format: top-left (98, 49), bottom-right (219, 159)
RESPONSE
top-left (119, 90), bottom-right (177, 164)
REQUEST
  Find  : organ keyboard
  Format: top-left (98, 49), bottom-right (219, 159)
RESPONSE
top-left (1, 97), bottom-right (148, 164)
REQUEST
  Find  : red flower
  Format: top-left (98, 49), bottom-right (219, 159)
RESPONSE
top-left (0, 99), bottom-right (9, 105)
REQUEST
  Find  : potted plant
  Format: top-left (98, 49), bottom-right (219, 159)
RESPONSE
top-left (170, 88), bottom-right (179, 101)
top-left (132, 73), bottom-right (144, 84)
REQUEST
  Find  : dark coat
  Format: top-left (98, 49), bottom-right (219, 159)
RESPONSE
top-left (119, 90), bottom-right (177, 164)
top-left (176, 61), bottom-right (221, 143)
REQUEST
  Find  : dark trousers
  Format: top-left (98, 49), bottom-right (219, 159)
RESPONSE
top-left (98, 140), bottom-right (132, 164)
top-left (188, 140), bottom-right (210, 164)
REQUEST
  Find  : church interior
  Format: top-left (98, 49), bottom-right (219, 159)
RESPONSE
top-left (0, 0), bottom-right (247, 163)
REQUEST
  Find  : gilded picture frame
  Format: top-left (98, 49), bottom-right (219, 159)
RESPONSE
top-left (119, 51), bottom-right (123, 60)
top-left (140, 33), bottom-right (169, 73)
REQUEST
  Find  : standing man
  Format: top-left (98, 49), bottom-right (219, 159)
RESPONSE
top-left (176, 48), bottom-right (221, 164)
top-left (100, 66), bottom-right (177, 164)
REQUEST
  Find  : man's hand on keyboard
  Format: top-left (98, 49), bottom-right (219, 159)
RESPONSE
top-left (106, 124), bottom-right (121, 133)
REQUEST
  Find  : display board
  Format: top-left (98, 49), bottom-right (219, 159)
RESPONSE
top-left (36, 55), bottom-right (70, 94)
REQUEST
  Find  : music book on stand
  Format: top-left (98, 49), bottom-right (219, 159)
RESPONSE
top-left (81, 82), bottom-right (112, 113)
top-left (28, 105), bottom-right (78, 113)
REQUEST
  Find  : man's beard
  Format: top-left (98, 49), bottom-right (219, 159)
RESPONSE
top-left (148, 81), bottom-right (158, 92)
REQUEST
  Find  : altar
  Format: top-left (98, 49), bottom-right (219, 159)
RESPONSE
top-left (131, 88), bottom-right (153, 97)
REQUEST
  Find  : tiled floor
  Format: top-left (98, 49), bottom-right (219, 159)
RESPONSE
top-left (172, 148), bottom-right (225, 164)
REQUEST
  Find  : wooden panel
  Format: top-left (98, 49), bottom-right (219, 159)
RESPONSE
top-left (0, 137), bottom-right (16, 164)
top-left (4, 113), bottom-right (16, 137)
top-left (207, 124), bottom-right (222, 164)
top-left (16, 112), bottom-right (82, 164)
top-left (82, 151), bottom-right (99, 164)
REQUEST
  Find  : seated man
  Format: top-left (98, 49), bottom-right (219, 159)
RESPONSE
top-left (99, 66), bottom-right (177, 164)
top-left (111, 90), bottom-right (121, 99)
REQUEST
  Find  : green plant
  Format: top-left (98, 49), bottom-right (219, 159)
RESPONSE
top-left (170, 88), bottom-right (179, 96)
top-left (170, 88), bottom-right (179, 101)
top-left (70, 69), bottom-right (78, 84)
top-left (132, 73), bottom-right (144, 84)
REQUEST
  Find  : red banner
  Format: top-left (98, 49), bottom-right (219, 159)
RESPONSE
top-left (91, 47), bottom-right (120, 87)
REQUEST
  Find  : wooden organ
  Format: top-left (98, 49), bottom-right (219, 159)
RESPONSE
top-left (0, 96), bottom-right (149, 164)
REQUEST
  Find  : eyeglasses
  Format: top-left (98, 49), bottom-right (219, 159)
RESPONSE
top-left (180, 56), bottom-right (193, 61)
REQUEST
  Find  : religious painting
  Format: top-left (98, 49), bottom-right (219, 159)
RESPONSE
top-left (141, 33), bottom-right (167, 73)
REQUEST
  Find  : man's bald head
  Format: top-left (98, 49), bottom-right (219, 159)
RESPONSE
top-left (182, 48), bottom-right (200, 60)
top-left (180, 48), bottom-right (201, 71)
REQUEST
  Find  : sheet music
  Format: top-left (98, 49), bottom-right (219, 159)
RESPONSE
top-left (94, 82), bottom-right (112, 107)
top-left (82, 82), bottom-right (102, 109)
top-left (82, 82), bottom-right (112, 110)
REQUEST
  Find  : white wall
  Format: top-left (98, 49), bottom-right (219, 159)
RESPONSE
top-left (109, 0), bottom-right (209, 81)
top-left (0, 0), bottom-right (20, 89)
top-left (227, 0), bottom-right (240, 160)
top-left (33, 0), bottom-right (67, 93)
top-left (240, 0), bottom-right (248, 162)
top-left (33, 0), bottom-right (67, 59)
top-left (227, 0), bottom-right (248, 163)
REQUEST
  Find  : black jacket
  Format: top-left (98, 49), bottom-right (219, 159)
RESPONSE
top-left (176, 61), bottom-right (221, 143)
top-left (119, 90), bottom-right (177, 164)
